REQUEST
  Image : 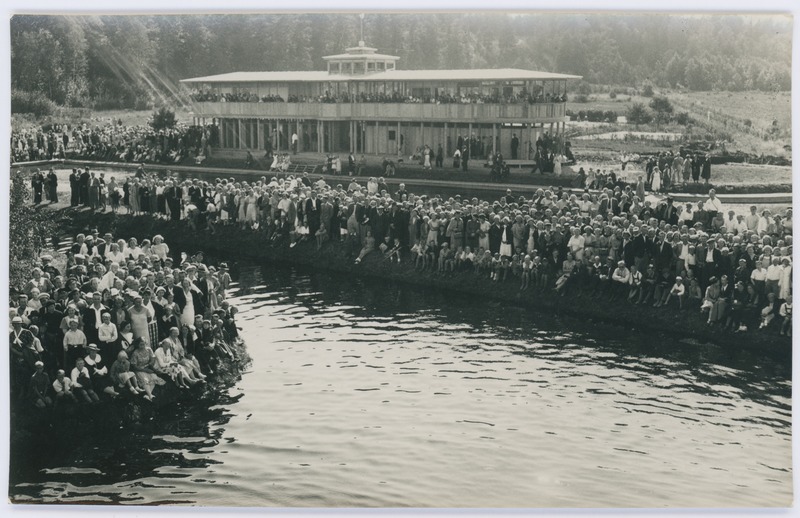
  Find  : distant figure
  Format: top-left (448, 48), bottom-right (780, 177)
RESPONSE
top-left (291, 132), bottom-right (299, 155)
top-left (511, 133), bottom-right (519, 160)
top-left (701, 154), bottom-right (712, 185)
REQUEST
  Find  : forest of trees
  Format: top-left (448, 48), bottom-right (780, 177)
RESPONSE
top-left (10, 13), bottom-right (792, 111)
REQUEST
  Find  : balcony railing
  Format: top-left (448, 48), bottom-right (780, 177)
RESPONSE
top-left (192, 101), bottom-right (566, 122)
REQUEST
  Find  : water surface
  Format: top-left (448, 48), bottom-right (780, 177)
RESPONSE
top-left (10, 264), bottom-right (792, 507)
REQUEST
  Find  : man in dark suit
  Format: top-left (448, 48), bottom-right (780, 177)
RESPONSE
top-left (660, 197), bottom-right (679, 226)
top-left (69, 169), bottom-right (80, 206)
top-left (320, 195), bottom-right (334, 237)
top-left (654, 232), bottom-right (675, 275)
top-left (305, 191), bottom-right (322, 236)
top-left (488, 216), bottom-right (502, 255)
top-left (371, 205), bottom-right (389, 244)
top-left (82, 291), bottom-right (109, 346)
top-left (621, 230), bottom-right (637, 268)
top-left (511, 133), bottom-right (519, 160)
top-left (700, 238), bottom-right (722, 288)
top-left (79, 168), bottom-right (90, 206)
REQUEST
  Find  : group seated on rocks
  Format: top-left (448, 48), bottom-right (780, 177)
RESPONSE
top-left (10, 232), bottom-right (242, 410)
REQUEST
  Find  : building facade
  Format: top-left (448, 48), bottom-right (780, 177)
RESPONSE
top-left (182, 42), bottom-right (581, 160)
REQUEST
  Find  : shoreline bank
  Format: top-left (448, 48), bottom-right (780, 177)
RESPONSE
top-left (11, 158), bottom-right (793, 202)
top-left (58, 208), bottom-right (791, 355)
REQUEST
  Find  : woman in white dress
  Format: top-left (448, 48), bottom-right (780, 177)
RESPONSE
top-left (125, 238), bottom-right (142, 262)
top-left (151, 235), bottom-right (169, 262)
top-left (367, 177), bottom-right (379, 194)
top-left (179, 278), bottom-right (196, 327)
top-left (478, 216), bottom-right (491, 251)
top-left (553, 154), bottom-right (563, 176)
top-left (651, 167), bottom-right (662, 193)
top-left (779, 258), bottom-right (792, 301)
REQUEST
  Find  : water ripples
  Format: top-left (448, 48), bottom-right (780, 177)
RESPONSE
top-left (10, 264), bottom-right (792, 507)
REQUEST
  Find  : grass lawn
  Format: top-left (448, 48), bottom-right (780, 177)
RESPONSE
top-left (569, 93), bottom-right (653, 115)
top-left (567, 90), bottom-right (791, 160)
top-left (12, 108), bottom-right (194, 132)
top-left (671, 91), bottom-right (791, 132)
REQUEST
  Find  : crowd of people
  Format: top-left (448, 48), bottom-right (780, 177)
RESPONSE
top-left (40, 161), bottom-right (792, 340)
top-left (11, 122), bottom-right (218, 166)
top-left (10, 231), bottom-right (242, 409)
top-left (643, 150), bottom-right (714, 191)
top-left (189, 89), bottom-right (568, 105)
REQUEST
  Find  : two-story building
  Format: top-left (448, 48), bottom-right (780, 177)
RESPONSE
top-left (181, 41), bottom-right (581, 160)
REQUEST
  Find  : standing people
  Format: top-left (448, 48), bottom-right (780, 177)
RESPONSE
top-left (69, 169), bottom-right (80, 206)
top-left (701, 154), bottom-right (712, 185)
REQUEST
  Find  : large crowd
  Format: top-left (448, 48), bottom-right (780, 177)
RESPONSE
top-left (10, 231), bottom-right (241, 409)
top-left (41, 163), bottom-right (792, 341)
top-left (11, 122), bottom-right (218, 166)
top-left (190, 89), bottom-right (567, 105)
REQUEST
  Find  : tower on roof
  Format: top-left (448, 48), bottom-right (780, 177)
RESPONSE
top-left (323, 41), bottom-right (400, 76)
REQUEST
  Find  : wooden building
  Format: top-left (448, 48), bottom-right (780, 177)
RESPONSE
top-left (182, 41), bottom-right (581, 159)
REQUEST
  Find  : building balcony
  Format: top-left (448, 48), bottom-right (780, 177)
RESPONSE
top-left (191, 101), bottom-right (567, 123)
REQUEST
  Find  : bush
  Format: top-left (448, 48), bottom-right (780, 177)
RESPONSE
top-left (9, 171), bottom-right (56, 290)
top-left (573, 94), bottom-right (589, 103)
top-left (642, 84), bottom-right (654, 97)
top-left (150, 107), bottom-right (177, 131)
top-left (576, 81), bottom-right (592, 95)
top-left (11, 89), bottom-right (57, 117)
top-left (627, 103), bottom-right (652, 126)
top-left (648, 96), bottom-right (674, 114)
top-left (743, 119), bottom-right (752, 128)
top-left (609, 91), bottom-right (617, 99)
top-left (675, 112), bottom-right (691, 125)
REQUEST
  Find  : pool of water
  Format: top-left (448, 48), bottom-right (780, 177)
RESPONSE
top-left (9, 264), bottom-right (792, 507)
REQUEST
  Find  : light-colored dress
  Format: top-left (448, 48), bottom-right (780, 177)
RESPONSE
top-left (238, 195), bottom-right (248, 221)
top-left (128, 306), bottom-right (150, 347)
top-left (181, 289), bottom-right (196, 326)
top-left (130, 346), bottom-right (166, 390)
top-left (478, 221), bottom-right (491, 251)
top-left (155, 343), bottom-right (188, 380)
top-left (651, 170), bottom-right (662, 192)
top-left (427, 219), bottom-right (440, 245)
top-left (129, 184), bottom-right (140, 212)
top-left (245, 194), bottom-right (259, 223)
top-left (779, 265), bottom-right (792, 300)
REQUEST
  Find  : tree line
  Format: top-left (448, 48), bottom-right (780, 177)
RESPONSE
top-left (11, 13), bottom-right (791, 112)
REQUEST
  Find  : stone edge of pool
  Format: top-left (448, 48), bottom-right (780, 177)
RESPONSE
top-left (55, 208), bottom-right (791, 355)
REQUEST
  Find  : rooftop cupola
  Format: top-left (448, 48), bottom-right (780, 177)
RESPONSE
top-left (323, 41), bottom-right (400, 76)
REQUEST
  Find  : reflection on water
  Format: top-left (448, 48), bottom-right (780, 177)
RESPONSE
top-left (10, 264), bottom-right (792, 507)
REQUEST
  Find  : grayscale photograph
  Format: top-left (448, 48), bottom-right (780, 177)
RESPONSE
top-left (5, 9), bottom-right (793, 508)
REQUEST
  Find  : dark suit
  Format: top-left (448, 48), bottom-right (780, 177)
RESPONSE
top-left (305, 197), bottom-right (321, 235)
top-left (82, 303), bottom-right (109, 345)
top-left (173, 286), bottom-right (205, 317)
top-left (622, 239), bottom-right (637, 267)
top-left (488, 224), bottom-right (502, 254)
top-left (654, 240), bottom-right (674, 273)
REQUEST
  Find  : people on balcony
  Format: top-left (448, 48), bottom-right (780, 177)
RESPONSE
top-left (189, 88), bottom-right (567, 105)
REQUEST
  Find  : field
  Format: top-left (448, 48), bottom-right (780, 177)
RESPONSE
top-left (672, 91), bottom-right (791, 133)
top-left (11, 108), bottom-right (193, 132)
top-left (569, 93), bottom-right (652, 115)
top-left (572, 90), bottom-right (791, 160)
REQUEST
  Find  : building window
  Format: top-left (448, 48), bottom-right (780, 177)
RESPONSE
top-left (388, 130), bottom-right (396, 140)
